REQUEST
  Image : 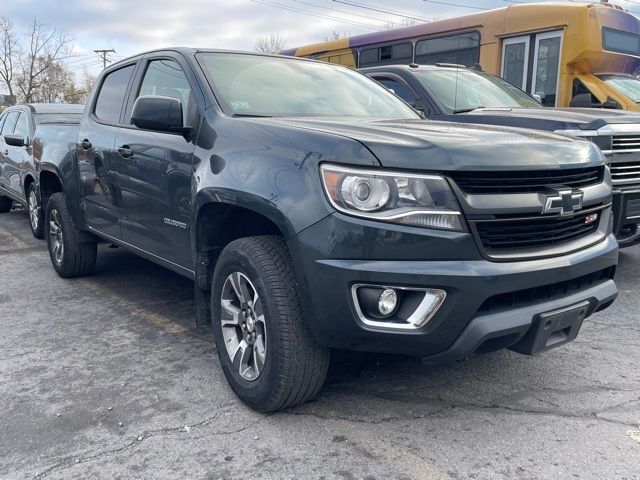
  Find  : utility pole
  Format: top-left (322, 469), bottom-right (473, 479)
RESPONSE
top-left (94, 49), bottom-right (116, 69)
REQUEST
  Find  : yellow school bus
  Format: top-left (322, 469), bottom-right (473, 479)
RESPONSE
top-left (281, 2), bottom-right (640, 110)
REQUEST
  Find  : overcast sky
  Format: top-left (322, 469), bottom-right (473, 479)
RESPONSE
top-left (2, 0), bottom-right (639, 80)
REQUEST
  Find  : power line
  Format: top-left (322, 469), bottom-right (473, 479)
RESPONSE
top-left (251, 0), bottom-right (380, 28)
top-left (421, 0), bottom-right (488, 10)
top-left (331, 0), bottom-right (431, 22)
top-left (291, 0), bottom-right (400, 25)
top-left (94, 49), bottom-right (116, 69)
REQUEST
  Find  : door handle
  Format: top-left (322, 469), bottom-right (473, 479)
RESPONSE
top-left (81, 139), bottom-right (92, 150)
top-left (117, 145), bottom-right (133, 158)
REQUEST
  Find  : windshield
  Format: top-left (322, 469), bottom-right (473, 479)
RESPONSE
top-left (597, 74), bottom-right (640, 104)
top-left (34, 113), bottom-right (82, 125)
top-left (412, 69), bottom-right (541, 113)
top-left (197, 52), bottom-right (419, 118)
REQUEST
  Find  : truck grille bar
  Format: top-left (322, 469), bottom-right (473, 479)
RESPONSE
top-left (473, 208), bottom-right (602, 252)
top-left (448, 167), bottom-right (604, 194)
top-left (612, 134), bottom-right (640, 153)
top-left (609, 160), bottom-right (640, 187)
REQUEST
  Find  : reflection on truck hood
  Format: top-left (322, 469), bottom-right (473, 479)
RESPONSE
top-left (461, 107), bottom-right (640, 130)
top-left (258, 117), bottom-right (604, 171)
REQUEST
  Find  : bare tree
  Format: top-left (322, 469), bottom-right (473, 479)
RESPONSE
top-left (324, 30), bottom-right (350, 42)
top-left (16, 19), bottom-right (74, 103)
top-left (0, 17), bottom-right (20, 98)
top-left (255, 33), bottom-right (287, 54)
top-left (379, 17), bottom-right (418, 31)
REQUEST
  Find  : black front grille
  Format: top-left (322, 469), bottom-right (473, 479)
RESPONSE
top-left (449, 167), bottom-right (604, 194)
top-left (478, 267), bottom-right (616, 314)
top-left (475, 210), bottom-right (600, 251)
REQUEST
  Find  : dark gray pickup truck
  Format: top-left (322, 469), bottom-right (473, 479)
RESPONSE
top-left (0, 103), bottom-right (83, 238)
top-left (40, 49), bottom-right (618, 411)
top-left (362, 64), bottom-right (640, 247)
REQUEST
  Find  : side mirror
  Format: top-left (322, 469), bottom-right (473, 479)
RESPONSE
top-left (569, 92), bottom-right (592, 108)
top-left (131, 95), bottom-right (187, 133)
top-left (4, 133), bottom-right (26, 147)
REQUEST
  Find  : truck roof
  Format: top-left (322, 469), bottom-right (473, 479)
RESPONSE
top-left (4, 103), bottom-right (85, 114)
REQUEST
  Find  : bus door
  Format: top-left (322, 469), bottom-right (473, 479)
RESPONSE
top-left (501, 30), bottom-right (563, 107)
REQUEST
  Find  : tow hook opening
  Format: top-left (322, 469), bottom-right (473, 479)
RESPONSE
top-left (351, 284), bottom-right (446, 330)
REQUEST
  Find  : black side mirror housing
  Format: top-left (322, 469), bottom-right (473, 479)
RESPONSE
top-left (131, 95), bottom-right (187, 134)
top-left (4, 133), bottom-right (26, 147)
top-left (570, 92), bottom-right (621, 110)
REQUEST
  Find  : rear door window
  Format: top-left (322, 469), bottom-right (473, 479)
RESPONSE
top-left (374, 77), bottom-right (417, 104)
top-left (94, 64), bottom-right (136, 124)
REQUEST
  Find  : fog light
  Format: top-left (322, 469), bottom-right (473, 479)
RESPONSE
top-left (378, 289), bottom-right (398, 316)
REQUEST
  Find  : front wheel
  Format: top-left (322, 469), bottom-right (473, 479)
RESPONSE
top-left (27, 183), bottom-right (44, 239)
top-left (46, 193), bottom-right (97, 278)
top-left (211, 236), bottom-right (330, 412)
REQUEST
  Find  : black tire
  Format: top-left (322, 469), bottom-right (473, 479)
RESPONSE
top-left (27, 183), bottom-right (44, 239)
top-left (211, 235), bottom-right (330, 412)
top-left (0, 195), bottom-right (11, 213)
top-left (46, 192), bottom-right (97, 278)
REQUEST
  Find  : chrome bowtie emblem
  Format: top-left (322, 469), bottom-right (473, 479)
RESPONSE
top-left (543, 190), bottom-right (584, 217)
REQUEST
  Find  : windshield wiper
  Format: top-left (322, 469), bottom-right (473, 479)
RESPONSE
top-left (232, 113), bottom-right (274, 118)
top-left (452, 107), bottom-right (483, 114)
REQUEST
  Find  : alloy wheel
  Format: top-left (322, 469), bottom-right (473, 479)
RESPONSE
top-left (49, 209), bottom-right (64, 264)
top-left (28, 190), bottom-right (39, 231)
top-left (220, 272), bottom-right (267, 381)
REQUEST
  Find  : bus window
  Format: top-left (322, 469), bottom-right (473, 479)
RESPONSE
top-left (415, 32), bottom-right (480, 67)
top-left (602, 27), bottom-right (640, 56)
top-left (532, 31), bottom-right (562, 107)
top-left (359, 43), bottom-right (413, 68)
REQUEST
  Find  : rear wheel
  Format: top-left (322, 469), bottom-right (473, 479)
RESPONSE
top-left (46, 193), bottom-right (97, 278)
top-left (0, 196), bottom-right (11, 213)
top-left (27, 183), bottom-right (44, 239)
top-left (211, 236), bottom-right (330, 412)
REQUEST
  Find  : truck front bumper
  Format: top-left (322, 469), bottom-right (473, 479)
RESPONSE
top-left (612, 188), bottom-right (640, 247)
top-left (289, 214), bottom-right (619, 362)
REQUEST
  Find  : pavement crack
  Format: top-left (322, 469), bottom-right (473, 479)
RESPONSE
top-left (32, 403), bottom-right (261, 479)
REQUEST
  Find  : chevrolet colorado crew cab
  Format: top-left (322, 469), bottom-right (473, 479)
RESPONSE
top-left (362, 64), bottom-right (640, 247)
top-left (0, 103), bottom-right (83, 238)
top-left (42, 49), bottom-right (618, 412)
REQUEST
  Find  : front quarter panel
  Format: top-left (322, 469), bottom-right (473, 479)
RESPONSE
top-left (194, 109), bottom-right (381, 238)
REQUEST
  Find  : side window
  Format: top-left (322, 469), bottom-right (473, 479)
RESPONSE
top-left (0, 112), bottom-right (18, 136)
top-left (14, 113), bottom-right (29, 139)
top-left (359, 43), bottom-right (413, 68)
top-left (375, 78), bottom-right (416, 104)
top-left (94, 64), bottom-right (135, 124)
top-left (136, 59), bottom-right (193, 122)
top-left (416, 32), bottom-right (480, 67)
top-left (571, 79), bottom-right (599, 107)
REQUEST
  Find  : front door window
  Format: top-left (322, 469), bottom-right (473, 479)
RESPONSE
top-left (532, 31), bottom-right (562, 107)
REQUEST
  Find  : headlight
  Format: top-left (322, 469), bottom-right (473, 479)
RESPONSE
top-left (320, 164), bottom-right (465, 231)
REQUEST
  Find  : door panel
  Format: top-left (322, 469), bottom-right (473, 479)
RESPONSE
top-left (532, 31), bottom-right (563, 107)
top-left (115, 129), bottom-right (193, 267)
top-left (77, 63), bottom-right (137, 238)
top-left (116, 57), bottom-right (196, 268)
top-left (0, 111), bottom-right (19, 192)
top-left (4, 112), bottom-right (30, 199)
top-left (502, 36), bottom-right (530, 91)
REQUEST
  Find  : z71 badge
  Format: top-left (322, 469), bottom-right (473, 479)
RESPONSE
top-left (164, 218), bottom-right (188, 229)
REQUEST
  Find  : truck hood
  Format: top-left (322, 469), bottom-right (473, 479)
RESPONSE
top-left (457, 107), bottom-right (640, 130)
top-left (258, 117), bottom-right (604, 171)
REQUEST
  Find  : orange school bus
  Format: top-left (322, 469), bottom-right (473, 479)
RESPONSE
top-left (282, 2), bottom-right (640, 110)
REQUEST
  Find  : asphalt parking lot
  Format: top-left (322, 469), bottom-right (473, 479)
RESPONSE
top-left (1, 206), bottom-right (639, 480)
